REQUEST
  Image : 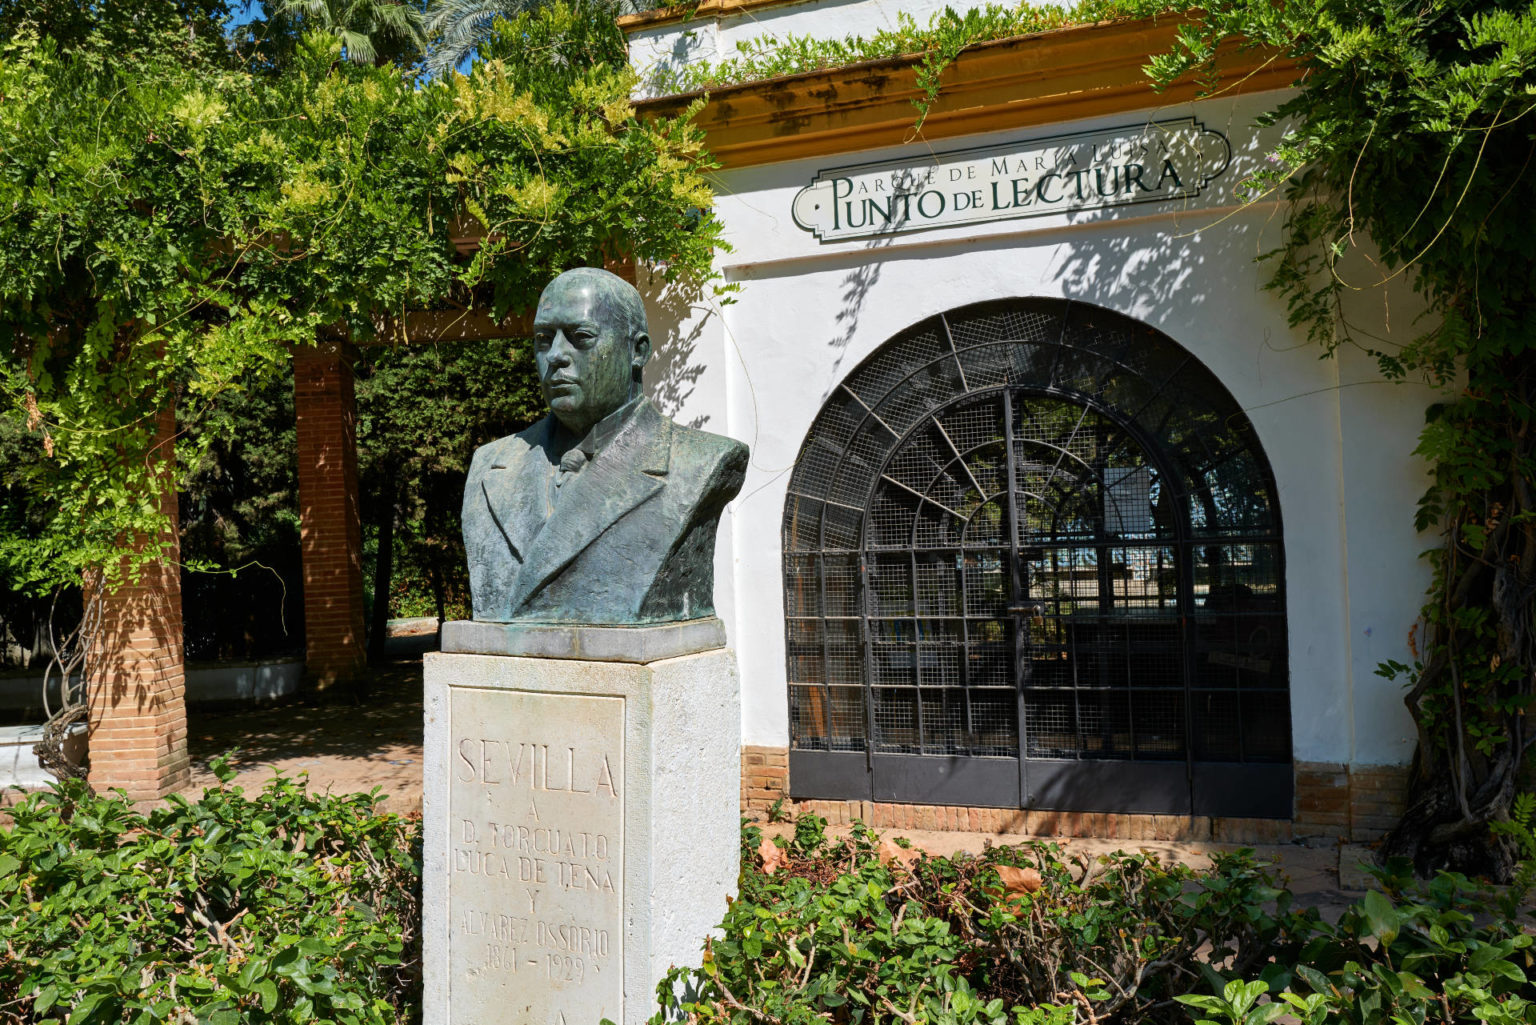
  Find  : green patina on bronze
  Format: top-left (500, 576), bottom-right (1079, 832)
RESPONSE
top-left (462, 268), bottom-right (748, 624)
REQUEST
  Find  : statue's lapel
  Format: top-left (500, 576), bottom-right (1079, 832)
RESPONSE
top-left (511, 401), bottom-right (671, 612)
top-left (481, 418), bottom-right (556, 563)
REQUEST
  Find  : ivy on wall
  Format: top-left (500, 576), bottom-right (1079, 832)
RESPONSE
top-left (1147, 0), bottom-right (1536, 877)
top-left (640, 0), bottom-right (1168, 108)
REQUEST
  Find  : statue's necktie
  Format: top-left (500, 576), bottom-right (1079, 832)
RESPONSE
top-left (555, 447), bottom-right (588, 488)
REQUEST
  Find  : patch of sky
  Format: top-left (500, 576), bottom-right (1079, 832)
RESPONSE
top-left (229, 1), bottom-right (264, 28)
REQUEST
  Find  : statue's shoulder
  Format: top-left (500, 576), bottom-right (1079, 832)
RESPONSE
top-left (663, 418), bottom-right (748, 503)
top-left (667, 419), bottom-right (748, 470)
top-left (469, 418), bottom-right (552, 475)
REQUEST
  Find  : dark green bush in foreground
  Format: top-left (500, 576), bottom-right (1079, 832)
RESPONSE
top-left (4, 772), bottom-right (1533, 1024)
top-left (656, 815), bottom-right (1536, 1025)
top-left (0, 762), bottom-right (420, 1024)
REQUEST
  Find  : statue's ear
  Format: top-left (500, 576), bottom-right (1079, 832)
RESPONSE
top-left (632, 332), bottom-right (652, 372)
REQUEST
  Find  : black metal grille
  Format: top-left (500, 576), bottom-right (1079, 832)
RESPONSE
top-left (783, 299), bottom-right (1290, 816)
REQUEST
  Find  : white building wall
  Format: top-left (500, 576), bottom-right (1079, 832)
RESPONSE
top-left (636, 270), bottom-right (741, 641)
top-left (1335, 318), bottom-right (1439, 767)
top-left (643, 91), bottom-right (1439, 768)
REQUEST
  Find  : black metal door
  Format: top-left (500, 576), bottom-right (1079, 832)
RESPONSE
top-left (784, 301), bottom-right (1292, 819)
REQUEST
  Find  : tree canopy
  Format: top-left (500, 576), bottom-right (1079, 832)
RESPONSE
top-left (0, 1), bottom-right (721, 598)
top-left (257, 0), bottom-right (429, 68)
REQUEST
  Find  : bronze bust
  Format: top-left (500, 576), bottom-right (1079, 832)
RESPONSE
top-left (462, 268), bottom-right (748, 624)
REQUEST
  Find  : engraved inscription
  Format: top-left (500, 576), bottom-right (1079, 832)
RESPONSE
top-left (449, 689), bottom-right (624, 1025)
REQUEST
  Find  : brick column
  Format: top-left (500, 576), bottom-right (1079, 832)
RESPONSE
top-left (294, 340), bottom-right (367, 688)
top-left (88, 409), bottom-right (190, 800)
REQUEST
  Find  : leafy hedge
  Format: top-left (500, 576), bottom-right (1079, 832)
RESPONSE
top-left (0, 761), bottom-right (419, 1024)
top-left (5, 777), bottom-right (1533, 1024)
top-left (656, 814), bottom-right (1536, 1025)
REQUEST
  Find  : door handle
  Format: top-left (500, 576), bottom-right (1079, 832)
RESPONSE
top-left (1009, 604), bottom-right (1046, 624)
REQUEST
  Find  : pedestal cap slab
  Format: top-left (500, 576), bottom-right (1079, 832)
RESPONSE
top-left (440, 617), bottom-right (727, 663)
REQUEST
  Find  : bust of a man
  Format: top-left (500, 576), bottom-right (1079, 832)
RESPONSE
top-left (461, 268), bottom-right (748, 624)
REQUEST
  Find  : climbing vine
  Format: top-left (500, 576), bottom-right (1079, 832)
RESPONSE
top-left (1145, 0), bottom-right (1536, 876)
top-left (641, 0), bottom-right (1168, 114)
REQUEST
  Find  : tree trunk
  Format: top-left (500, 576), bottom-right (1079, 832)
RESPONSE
top-left (367, 489), bottom-right (396, 667)
top-left (1378, 352), bottom-right (1536, 880)
top-left (428, 556), bottom-right (446, 627)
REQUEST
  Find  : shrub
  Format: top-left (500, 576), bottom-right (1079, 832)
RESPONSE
top-left (1181, 799), bottom-right (1536, 1025)
top-left (0, 760), bottom-right (420, 1024)
top-left (654, 816), bottom-right (1315, 1025)
top-left (1179, 868), bottom-right (1536, 1025)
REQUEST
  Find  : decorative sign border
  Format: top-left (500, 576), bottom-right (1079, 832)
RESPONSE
top-left (790, 117), bottom-right (1233, 243)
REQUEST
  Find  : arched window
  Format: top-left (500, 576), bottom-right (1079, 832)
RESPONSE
top-left (782, 299), bottom-right (1290, 818)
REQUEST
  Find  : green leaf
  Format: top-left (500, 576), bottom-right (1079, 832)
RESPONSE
top-left (1295, 965), bottom-right (1334, 995)
top-left (1363, 889), bottom-right (1400, 947)
top-left (33, 984), bottom-right (59, 1015)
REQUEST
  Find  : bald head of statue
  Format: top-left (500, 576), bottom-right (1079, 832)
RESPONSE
top-left (531, 267), bottom-right (653, 437)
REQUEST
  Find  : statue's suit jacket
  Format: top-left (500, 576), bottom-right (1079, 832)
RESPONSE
top-left (462, 398), bottom-right (748, 623)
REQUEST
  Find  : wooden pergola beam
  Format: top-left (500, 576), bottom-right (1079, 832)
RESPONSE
top-left (631, 17), bottom-right (1298, 169)
top-left (323, 257), bottom-right (636, 346)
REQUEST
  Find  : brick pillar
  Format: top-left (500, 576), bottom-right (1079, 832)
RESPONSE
top-left (294, 340), bottom-right (367, 688)
top-left (88, 408), bottom-right (190, 800)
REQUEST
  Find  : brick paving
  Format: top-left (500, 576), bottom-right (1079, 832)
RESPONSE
top-left (184, 657), bottom-right (426, 816)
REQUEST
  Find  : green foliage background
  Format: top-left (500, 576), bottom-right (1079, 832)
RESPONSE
top-left (1145, 0), bottom-right (1536, 873)
top-left (355, 338), bottom-right (546, 626)
top-left (0, 0), bottom-right (722, 600)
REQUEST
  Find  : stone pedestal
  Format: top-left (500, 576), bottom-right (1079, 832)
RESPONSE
top-left (424, 619), bottom-right (740, 1025)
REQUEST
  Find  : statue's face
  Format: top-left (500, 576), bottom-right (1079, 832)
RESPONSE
top-left (532, 276), bottom-right (648, 436)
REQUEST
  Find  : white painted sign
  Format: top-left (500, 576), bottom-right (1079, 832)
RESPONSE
top-left (791, 118), bottom-right (1232, 242)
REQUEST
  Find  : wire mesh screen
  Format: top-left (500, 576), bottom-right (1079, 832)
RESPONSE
top-left (782, 299), bottom-right (1289, 786)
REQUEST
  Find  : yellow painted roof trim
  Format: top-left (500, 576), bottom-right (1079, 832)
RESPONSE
top-left (633, 17), bottom-right (1300, 168)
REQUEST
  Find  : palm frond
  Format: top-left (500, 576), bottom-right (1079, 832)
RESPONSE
top-left (423, 0), bottom-right (521, 76)
top-left (373, 10), bottom-right (429, 53)
top-left (274, 0), bottom-right (428, 63)
top-left (340, 26), bottom-right (379, 62)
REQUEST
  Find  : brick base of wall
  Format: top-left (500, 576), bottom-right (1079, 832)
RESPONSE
top-left (742, 747), bottom-right (1410, 844)
top-left (1294, 761), bottom-right (1410, 841)
top-left (742, 746), bottom-right (789, 814)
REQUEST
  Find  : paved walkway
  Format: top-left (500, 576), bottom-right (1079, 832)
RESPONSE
top-left (186, 658), bottom-right (427, 816)
top-left (184, 656), bottom-right (1365, 920)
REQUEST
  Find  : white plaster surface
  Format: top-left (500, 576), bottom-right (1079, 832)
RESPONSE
top-left (424, 647), bottom-right (740, 1025)
top-left (182, 660), bottom-right (304, 705)
top-left (639, 90), bottom-right (1438, 769)
top-left (1333, 302), bottom-right (1439, 767)
top-left (0, 723), bottom-right (85, 789)
top-left (0, 661), bottom-right (302, 714)
top-left (629, 0), bottom-right (984, 98)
